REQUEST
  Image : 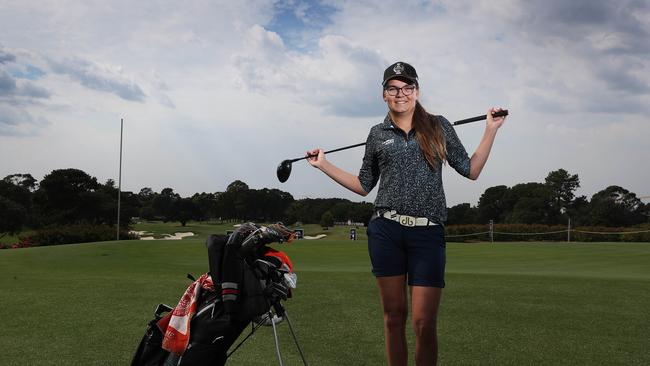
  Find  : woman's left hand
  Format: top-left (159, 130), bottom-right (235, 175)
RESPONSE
top-left (486, 107), bottom-right (507, 130)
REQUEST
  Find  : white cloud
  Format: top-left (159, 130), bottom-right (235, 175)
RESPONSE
top-left (48, 57), bottom-right (147, 102)
top-left (0, 0), bottom-right (649, 207)
top-left (0, 104), bottom-right (49, 136)
top-left (233, 25), bottom-right (386, 117)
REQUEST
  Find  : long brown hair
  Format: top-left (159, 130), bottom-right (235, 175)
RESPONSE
top-left (413, 100), bottom-right (446, 168)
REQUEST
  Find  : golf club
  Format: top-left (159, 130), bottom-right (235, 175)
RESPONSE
top-left (276, 109), bottom-right (508, 183)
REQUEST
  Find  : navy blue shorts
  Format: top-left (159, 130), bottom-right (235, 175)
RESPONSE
top-left (367, 217), bottom-right (446, 288)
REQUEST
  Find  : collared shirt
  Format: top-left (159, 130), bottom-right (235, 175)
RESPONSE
top-left (358, 114), bottom-right (471, 223)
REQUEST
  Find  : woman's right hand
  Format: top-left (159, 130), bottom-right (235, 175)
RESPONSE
top-left (305, 147), bottom-right (368, 196)
top-left (306, 148), bottom-right (326, 169)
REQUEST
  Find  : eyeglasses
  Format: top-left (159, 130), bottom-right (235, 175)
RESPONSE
top-left (384, 85), bottom-right (417, 96)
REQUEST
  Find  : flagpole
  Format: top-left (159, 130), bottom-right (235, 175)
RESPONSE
top-left (117, 118), bottom-right (123, 240)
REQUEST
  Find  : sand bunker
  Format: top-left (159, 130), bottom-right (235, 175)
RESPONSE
top-left (303, 234), bottom-right (327, 240)
top-left (138, 232), bottom-right (195, 240)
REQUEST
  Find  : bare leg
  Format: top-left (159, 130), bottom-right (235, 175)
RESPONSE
top-left (411, 286), bottom-right (442, 366)
top-left (376, 275), bottom-right (408, 366)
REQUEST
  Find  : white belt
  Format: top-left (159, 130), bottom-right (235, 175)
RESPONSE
top-left (380, 210), bottom-right (438, 227)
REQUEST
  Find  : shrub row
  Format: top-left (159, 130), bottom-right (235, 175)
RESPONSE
top-left (29, 224), bottom-right (137, 247)
top-left (0, 237), bottom-right (34, 250)
top-left (445, 224), bottom-right (650, 242)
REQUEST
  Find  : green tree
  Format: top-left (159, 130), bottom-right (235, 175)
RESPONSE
top-left (227, 180), bottom-right (249, 193)
top-left (0, 196), bottom-right (28, 238)
top-left (447, 203), bottom-right (479, 224)
top-left (1, 174), bottom-right (36, 227)
top-left (507, 195), bottom-right (550, 224)
top-left (589, 186), bottom-right (646, 226)
top-left (504, 182), bottom-right (553, 224)
top-left (284, 199), bottom-right (308, 225)
top-left (191, 192), bottom-right (218, 221)
top-left (218, 180), bottom-right (251, 220)
top-left (477, 185), bottom-right (509, 223)
top-left (33, 168), bottom-right (101, 225)
top-left (320, 211), bottom-right (334, 228)
top-left (349, 202), bottom-right (374, 225)
top-left (152, 188), bottom-right (179, 222)
top-left (171, 197), bottom-right (199, 226)
top-left (566, 195), bottom-right (590, 226)
top-left (3, 173), bottom-right (37, 191)
top-left (545, 169), bottom-right (580, 221)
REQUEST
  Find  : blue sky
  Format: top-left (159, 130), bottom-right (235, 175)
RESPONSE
top-left (267, 0), bottom-right (337, 51)
top-left (1, 0), bottom-right (649, 207)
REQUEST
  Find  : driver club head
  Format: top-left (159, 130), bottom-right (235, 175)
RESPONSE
top-left (277, 160), bottom-right (293, 183)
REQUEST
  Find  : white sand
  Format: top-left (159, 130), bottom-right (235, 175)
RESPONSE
top-left (303, 234), bottom-right (327, 240)
top-left (137, 232), bottom-right (195, 240)
top-left (129, 230), bottom-right (150, 236)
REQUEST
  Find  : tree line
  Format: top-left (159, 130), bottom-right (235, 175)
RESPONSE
top-left (0, 168), bottom-right (373, 239)
top-left (1, 167), bottom-right (648, 241)
top-left (447, 169), bottom-right (648, 227)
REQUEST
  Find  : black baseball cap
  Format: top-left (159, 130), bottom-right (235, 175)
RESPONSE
top-left (382, 61), bottom-right (418, 86)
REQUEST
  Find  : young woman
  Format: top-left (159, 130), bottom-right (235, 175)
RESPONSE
top-left (306, 61), bottom-right (506, 366)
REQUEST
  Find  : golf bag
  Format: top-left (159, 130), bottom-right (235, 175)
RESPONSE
top-left (131, 223), bottom-right (297, 366)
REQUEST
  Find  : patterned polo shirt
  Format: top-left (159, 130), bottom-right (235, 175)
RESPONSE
top-left (358, 114), bottom-right (471, 224)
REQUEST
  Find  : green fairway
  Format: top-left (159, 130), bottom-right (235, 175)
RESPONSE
top-left (1, 236), bottom-right (648, 365)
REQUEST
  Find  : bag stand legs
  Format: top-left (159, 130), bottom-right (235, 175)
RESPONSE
top-left (227, 303), bottom-right (309, 366)
top-left (283, 310), bottom-right (309, 366)
top-left (269, 310), bottom-right (284, 365)
top-left (269, 307), bottom-right (309, 366)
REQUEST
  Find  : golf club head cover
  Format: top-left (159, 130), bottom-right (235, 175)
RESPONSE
top-left (221, 223), bottom-right (258, 315)
top-left (205, 234), bottom-right (228, 284)
top-left (238, 223), bottom-right (295, 259)
top-left (266, 222), bottom-right (296, 244)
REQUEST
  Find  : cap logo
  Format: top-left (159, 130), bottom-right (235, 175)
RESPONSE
top-left (393, 63), bottom-right (404, 75)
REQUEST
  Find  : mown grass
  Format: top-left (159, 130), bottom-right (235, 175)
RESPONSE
top-left (0, 229), bottom-right (648, 365)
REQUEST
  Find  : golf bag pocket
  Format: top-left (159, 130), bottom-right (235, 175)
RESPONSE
top-left (176, 343), bottom-right (228, 366)
top-left (177, 293), bottom-right (249, 366)
top-left (178, 321), bottom-right (248, 366)
top-left (230, 262), bottom-right (272, 322)
top-left (131, 306), bottom-right (172, 366)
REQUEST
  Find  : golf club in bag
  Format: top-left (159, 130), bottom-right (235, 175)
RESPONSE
top-left (277, 109), bottom-right (509, 182)
top-left (130, 222), bottom-right (308, 366)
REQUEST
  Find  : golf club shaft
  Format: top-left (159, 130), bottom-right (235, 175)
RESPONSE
top-left (291, 110), bottom-right (508, 162)
top-left (289, 142), bottom-right (366, 163)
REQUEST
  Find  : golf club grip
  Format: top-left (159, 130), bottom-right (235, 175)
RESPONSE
top-left (453, 109), bottom-right (508, 126)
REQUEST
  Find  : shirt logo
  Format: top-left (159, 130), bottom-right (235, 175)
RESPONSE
top-left (382, 139), bottom-right (394, 146)
top-left (393, 63), bottom-right (403, 75)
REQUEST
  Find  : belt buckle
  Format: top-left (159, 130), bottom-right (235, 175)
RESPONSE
top-left (398, 214), bottom-right (416, 227)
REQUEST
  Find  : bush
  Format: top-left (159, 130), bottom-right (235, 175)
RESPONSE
top-left (0, 237), bottom-right (33, 250)
top-left (570, 225), bottom-right (650, 242)
top-left (445, 224), bottom-right (491, 242)
top-left (493, 224), bottom-right (567, 242)
top-left (31, 224), bottom-right (138, 246)
top-left (445, 224), bottom-right (650, 242)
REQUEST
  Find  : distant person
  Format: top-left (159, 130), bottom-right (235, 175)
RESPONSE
top-left (307, 61), bottom-right (506, 365)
